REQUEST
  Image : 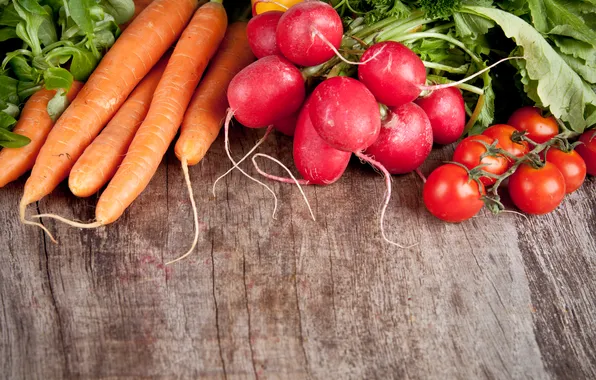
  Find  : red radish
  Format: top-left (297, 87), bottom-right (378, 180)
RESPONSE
top-left (294, 99), bottom-right (351, 184)
top-left (273, 110), bottom-right (299, 136)
top-left (308, 76), bottom-right (415, 248)
top-left (359, 41), bottom-right (520, 107)
top-left (415, 87), bottom-right (465, 145)
top-left (359, 41), bottom-right (426, 107)
top-left (247, 11), bottom-right (283, 58)
top-left (227, 55), bottom-right (305, 127)
top-left (214, 55), bottom-right (306, 210)
top-left (309, 76), bottom-right (380, 152)
top-left (276, 1), bottom-right (343, 66)
top-left (364, 103), bottom-right (433, 174)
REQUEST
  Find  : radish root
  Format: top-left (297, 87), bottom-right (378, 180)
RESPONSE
top-left (19, 200), bottom-right (58, 243)
top-left (415, 168), bottom-right (427, 183)
top-left (419, 57), bottom-right (522, 92)
top-left (213, 109), bottom-right (279, 219)
top-left (312, 29), bottom-right (386, 65)
top-left (355, 151), bottom-right (418, 249)
top-left (167, 158), bottom-right (200, 265)
top-left (252, 153), bottom-right (315, 221)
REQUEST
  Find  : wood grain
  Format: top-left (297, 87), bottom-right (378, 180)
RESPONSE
top-left (1, 128), bottom-right (595, 379)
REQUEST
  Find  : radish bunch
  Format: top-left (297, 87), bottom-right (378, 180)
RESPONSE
top-left (220, 0), bottom-right (479, 247)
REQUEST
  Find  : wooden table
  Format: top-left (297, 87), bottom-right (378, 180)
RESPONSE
top-left (2, 128), bottom-right (595, 379)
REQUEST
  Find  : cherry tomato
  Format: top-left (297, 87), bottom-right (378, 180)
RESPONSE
top-left (423, 164), bottom-right (485, 222)
top-left (452, 135), bottom-right (508, 186)
top-left (575, 129), bottom-right (596, 176)
top-left (252, 0), bottom-right (303, 15)
top-left (508, 162), bottom-right (566, 215)
top-left (482, 124), bottom-right (530, 163)
top-left (544, 148), bottom-right (586, 193)
top-left (508, 106), bottom-right (559, 144)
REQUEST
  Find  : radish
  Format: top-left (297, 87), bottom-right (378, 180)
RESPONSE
top-left (273, 110), bottom-right (299, 136)
top-left (359, 41), bottom-right (520, 107)
top-left (415, 87), bottom-right (465, 145)
top-left (358, 42), bottom-right (426, 107)
top-left (247, 11), bottom-right (283, 59)
top-left (276, 1), bottom-right (343, 66)
top-left (365, 102), bottom-right (433, 175)
top-left (214, 55), bottom-right (306, 212)
top-left (309, 76), bottom-right (380, 152)
top-left (294, 99), bottom-right (351, 184)
top-left (308, 76), bottom-right (415, 248)
top-left (227, 55), bottom-right (305, 127)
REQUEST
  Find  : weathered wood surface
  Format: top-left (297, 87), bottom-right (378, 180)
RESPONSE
top-left (1, 128), bottom-right (595, 379)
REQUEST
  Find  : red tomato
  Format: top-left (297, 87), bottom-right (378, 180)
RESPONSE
top-left (508, 162), bottom-right (566, 215)
top-left (508, 106), bottom-right (559, 144)
top-left (452, 135), bottom-right (508, 186)
top-left (423, 164), bottom-right (485, 222)
top-left (545, 148), bottom-right (586, 193)
top-left (482, 124), bottom-right (530, 163)
top-left (575, 129), bottom-right (596, 176)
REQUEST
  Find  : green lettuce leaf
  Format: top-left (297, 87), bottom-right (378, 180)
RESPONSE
top-left (463, 6), bottom-right (596, 131)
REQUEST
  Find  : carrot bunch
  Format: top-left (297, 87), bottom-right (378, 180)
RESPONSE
top-left (3, 0), bottom-right (255, 260)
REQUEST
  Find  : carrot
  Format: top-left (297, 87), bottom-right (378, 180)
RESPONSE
top-left (68, 53), bottom-right (170, 198)
top-left (169, 21), bottom-right (255, 264)
top-left (20, 0), bottom-right (200, 229)
top-left (36, 0), bottom-right (228, 230)
top-left (0, 82), bottom-right (83, 188)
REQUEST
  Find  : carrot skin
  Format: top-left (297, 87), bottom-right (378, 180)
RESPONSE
top-left (21, 0), bottom-right (200, 206)
top-left (0, 82), bottom-right (84, 188)
top-left (175, 22), bottom-right (256, 166)
top-left (68, 54), bottom-right (170, 198)
top-left (96, 1), bottom-right (228, 224)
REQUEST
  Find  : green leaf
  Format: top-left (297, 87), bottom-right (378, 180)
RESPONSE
top-left (46, 46), bottom-right (98, 81)
top-left (0, 127), bottom-right (31, 148)
top-left (0, 110), bottom-right (17, 129)
top-left (463, 6), bottom-right (596, 131)
top-left (43, 67), bottom-right (73, 90)
top-left (18, 0), bottom-right (49, 15)
top-left (527, 0), bottom-right (596, 47)
top-left (0, 4), bottom-right (21, 27)
top-left (0, 75), bottom-right (19, 104)
top-left (476, 72), bottom-right (495, 128)
top-left (37, 5), bottom-right (58, 46)
top-left (0, 27), bottom-right (18, 42)
top-left (9, 55), bottom-right (40, 82)
top-left (68, 0), bottom-right (95, 35)
top-left (99, 0), bottom-right (135, 25)
top-left (46, 88), bottom-right (69, 121)
top-left (454, 12), bottom-right (495, 39)
top-left (2, 102), bottom-right (20, 118)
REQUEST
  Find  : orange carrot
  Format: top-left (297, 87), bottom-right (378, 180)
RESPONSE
top-left (68, 53), bottom-right (170, 198)
top-left (0, 82), bottom-right (83, 188)
top-left (175, 22), bottom-right (255, 166)
top-left (168, 21), bottom-right (255, 264)
top-left (20, 0), bottom-right (200, 224)
top-left (35, 0), bottom-right (228, 230)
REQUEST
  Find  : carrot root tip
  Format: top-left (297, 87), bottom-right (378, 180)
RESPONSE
top-left (19, 200), bottom-right (58, 243)
top-left (166, 159), bottom-right (200, 265)
top-left (31, 213), bottom-right (103, 229)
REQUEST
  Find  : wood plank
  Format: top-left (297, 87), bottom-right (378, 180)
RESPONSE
top-left (1, 129), bottom-right (595, 379)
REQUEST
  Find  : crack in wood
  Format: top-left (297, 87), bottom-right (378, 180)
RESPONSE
top-left (242, 250), bottom-right (258, 380)
top-left (37, 202), bottom-right (69, 376)
top-left (210, 235), bottom-right (227, 379)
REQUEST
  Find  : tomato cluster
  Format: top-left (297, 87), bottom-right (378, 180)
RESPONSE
top-left (423, 106), bottom-right (594, 223)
